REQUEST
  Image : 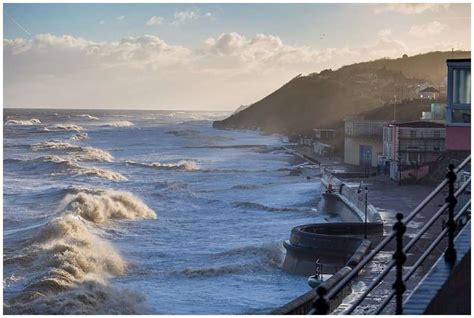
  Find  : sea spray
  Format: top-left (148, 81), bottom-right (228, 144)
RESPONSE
top-left (5, 188), bottom-right (156, 314)
top-left (60, 189), bottom-right (156, 223)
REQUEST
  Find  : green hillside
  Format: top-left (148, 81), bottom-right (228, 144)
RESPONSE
top-left (213, 51), bottom-right (470, 134)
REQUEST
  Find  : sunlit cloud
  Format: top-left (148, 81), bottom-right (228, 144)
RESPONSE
top-left (409, 21), bottom-right (447, 37)
top-left (3, 30), bottom-right (469, 109)
top-left (146, 16), bottom-right (165, 26)
top-left (374, 3), bottom-right (450, 15)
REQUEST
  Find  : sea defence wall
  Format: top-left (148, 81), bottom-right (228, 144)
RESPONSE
top-left (282, 184), bottom-right (383, 276)
top-left (276, 170), bottom-right (384, 314)
top-left (272, 266), bottom-right (353, 315)
top-left (320, 169), bottom-right (382, 224)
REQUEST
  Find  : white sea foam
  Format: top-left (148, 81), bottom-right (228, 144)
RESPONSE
top-left (22, 156), bottom-right (126, 181)
top-left (77, 114), bottom-right (99, 120)
top-left (5, 189), bottom-right (156, 314)
top-left (71, 133), bottom-right (88, 141)
top-left (43, 124), bottom-right (84, 132)
top-left (32, 141), bottom-right (113, 162)
top-left (126, 160), bottom-right (200, 171)
top-left (100, 121), bottom-right (134, 128)
top-left (5, 118), bottom-right (41, 126)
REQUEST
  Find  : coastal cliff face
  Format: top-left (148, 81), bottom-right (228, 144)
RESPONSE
top-left (213, 51), bottom-right (470, 134)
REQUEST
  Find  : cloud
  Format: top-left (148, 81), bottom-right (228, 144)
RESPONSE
top-left (3, 31), bottom-right (469, 110)
top-left (409, 21), bottom-right (447, 37)
top-left (374, 4), bottom-right (450, 15)
top-left (146, 16), bottom-right (165, 26)
top-left (378, 29), bottom-right (392, 38)
top-left (172, 11), bottom-right (198, 26)
top-left (170, 10), bottom-right (213, 26)
top-left (99, 20), bottom-right (105, 25)
top-left (116, 16), bottom-right (125, 21)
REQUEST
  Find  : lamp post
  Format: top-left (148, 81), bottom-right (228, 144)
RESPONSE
top-left (364, 187), bottom-right (368, 239)
top-left (358, 184), bottom-right (369, 239)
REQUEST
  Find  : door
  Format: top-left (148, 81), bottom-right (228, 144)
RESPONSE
top-left (359, 145), bottom-right (372, 167)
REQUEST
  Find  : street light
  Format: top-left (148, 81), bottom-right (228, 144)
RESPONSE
top-left (364, 187), bottom-right (368, 239)
top-left (358, 184), bottom-right (369, 238)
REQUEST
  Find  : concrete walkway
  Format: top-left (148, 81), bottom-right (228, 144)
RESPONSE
top-left (332, 174), bottom-right (450, 314)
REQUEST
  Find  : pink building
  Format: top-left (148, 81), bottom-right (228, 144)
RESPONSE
top-left (446, 59), bottom-right (470, 151)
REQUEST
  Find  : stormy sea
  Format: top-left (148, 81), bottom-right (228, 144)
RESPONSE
top-left (3, 108), bottom-right (329, 314)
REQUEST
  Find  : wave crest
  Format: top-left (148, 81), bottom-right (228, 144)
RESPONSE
top-left (43, 124), bottom-right (84, 132)
top-left (71, 133), bottom-right (88, 141)
top-left (126, 160), bottom-right (199, 171)
top-left (77, 114), bottom-right (99, 121)
top-left (10, 156), bottom-right (126, 181)
top-left (5, 189), bottom-right (155, 314)
top-left (100, 121), bottom-right (134, 127)
top-left (60, 189), bottom-right (157, 223)
top-left (32, 140), bottom-right (113, 162)
top-left (5, 118), bottom-right (41, 126)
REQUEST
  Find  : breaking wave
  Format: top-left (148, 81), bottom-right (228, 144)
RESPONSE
top-left (8, 156), bottom-right (126, 181)
top-left (43, 124), bottom-right (84, 132)
top-left (174, 242), bottom-right (284, 278)
top-left (126, 160), bottom-right (200, 171)
top-left (4, 188), bottom-right (156, 314)
top-left (32, 140), bottom-right (113, 162)
top-left (100, 121), bottom-right (134, 128)
top-left (233, 201), bottom-right (303, 212)
top-left (5, 118), bottom-right (41, 126)
top-left (77, 114), bottom-right (99, 121)
top-left (71, 133), bottom-right (88, 141)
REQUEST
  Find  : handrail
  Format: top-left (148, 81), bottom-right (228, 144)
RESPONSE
top-left (342, 177), bottom-right (471, 314)
top-left (374, 199), bottom-right (471, 314)
top-left (309, 154), bottom-right (471, 315)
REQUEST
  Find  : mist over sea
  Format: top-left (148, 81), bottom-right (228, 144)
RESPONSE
top-left (3, 108), bottom-right (327, 314)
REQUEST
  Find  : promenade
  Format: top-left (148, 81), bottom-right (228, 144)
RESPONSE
top-left (288, 146), bottom-right (453, 314)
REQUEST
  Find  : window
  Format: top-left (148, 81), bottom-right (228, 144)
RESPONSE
top-left (451, 109), bottom-right (471, 123)
top-left (410, 130), bottom-right (416, 138)
top-left (453, 68), bottom-right (471, 105)
top-left (434, 130), bottom-right (440, 138)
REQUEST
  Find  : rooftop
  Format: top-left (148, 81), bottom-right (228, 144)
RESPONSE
top-left (420, 87), bottom-right (440, 93)
top-left (389, 120), bottom-right (445, 128)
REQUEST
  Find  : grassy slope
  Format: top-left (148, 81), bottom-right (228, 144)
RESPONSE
top-left (214, 51), bottom-right (470, 134)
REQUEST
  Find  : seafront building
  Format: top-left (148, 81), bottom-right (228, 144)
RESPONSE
top-left (421, 102), bottom-right (447, 122)
top-left (312, 129), bottom-right (337, 156)
top-left (343, 117), bottom-right (388, 168)
top-left (445, 58), bottom-right (471, 152)
top-left (383, 121), bottom-right (446, 182)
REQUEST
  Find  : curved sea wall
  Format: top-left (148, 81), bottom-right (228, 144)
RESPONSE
top-left (276, 170), bottom-right (384, 314)
top-left (282, 187), bottom-right (383, 276)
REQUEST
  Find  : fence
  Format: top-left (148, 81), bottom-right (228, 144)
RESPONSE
top-left (310, 155), bottom-right (471, 315)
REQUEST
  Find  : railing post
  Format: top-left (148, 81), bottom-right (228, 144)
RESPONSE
top-left (444, 164), bottom-right (458, 263)
top-left (312, 286), bottom-right (329, 314)
top-left (392, 213), bottom-right (406, 315)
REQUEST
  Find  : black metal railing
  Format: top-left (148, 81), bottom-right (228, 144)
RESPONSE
top-left (308, 155), bottom-right (471, 315)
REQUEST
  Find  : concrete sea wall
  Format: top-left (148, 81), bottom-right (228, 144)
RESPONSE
top-left (276, 169), bottom-right (384, 314)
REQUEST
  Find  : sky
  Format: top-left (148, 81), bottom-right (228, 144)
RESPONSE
top-left (3, 3), bottom-right (471, 110)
